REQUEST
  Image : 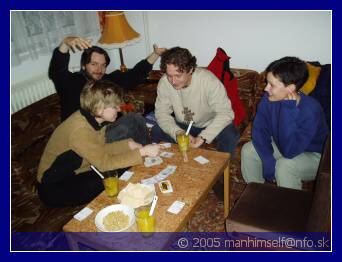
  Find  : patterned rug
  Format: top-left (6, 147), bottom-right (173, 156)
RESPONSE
top-left (183, 190), bottom-right (225, 232)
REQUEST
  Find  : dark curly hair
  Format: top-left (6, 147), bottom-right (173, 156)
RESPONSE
top-left (266, 56), bottom-right (308, 91)
top-left (160, 47), bottom-right (197, 73)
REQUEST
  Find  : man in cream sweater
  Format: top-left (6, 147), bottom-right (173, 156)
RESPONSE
top-left (151, 47), bottom-right (239, 155)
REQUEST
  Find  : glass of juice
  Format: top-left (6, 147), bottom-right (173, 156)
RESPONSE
top-left (135, 205), bottom-right (155, 237)
top-left (176, 131), bottom-right (190, 162)
top-left (102, 170), bottom-right (119, 197)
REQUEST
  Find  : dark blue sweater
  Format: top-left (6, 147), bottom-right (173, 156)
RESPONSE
top-left (252, 93), bottom-right (329, 180)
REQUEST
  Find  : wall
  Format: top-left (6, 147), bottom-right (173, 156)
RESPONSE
top-left (126, 11), bottom-right (331, 72)
top-left (10, 11), bottom-right (331, 110)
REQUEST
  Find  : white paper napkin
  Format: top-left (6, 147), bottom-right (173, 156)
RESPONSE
top-left (194, 155), bottom-right (210, 164)
top-left (167, 201), bottom-right (185, 214)
top-left (74, 207), bottom-right (93, 221)
top-left (119, 171), bottom-right (134, 181)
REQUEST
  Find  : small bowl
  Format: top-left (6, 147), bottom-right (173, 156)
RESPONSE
top-left (95, 204), bottom-right (135, 232)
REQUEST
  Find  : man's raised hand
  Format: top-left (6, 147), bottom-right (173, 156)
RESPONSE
top-left (59, 36), bottom-right (92, 53)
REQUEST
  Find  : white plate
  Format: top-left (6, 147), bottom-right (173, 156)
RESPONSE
top-left (95, 204), bottom-right (135, 232)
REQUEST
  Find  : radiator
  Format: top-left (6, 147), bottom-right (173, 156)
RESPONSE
top-left (11, 75), bottom-right (56, 114)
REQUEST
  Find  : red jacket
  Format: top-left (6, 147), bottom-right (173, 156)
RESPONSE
top-left (207, 48), bottom-right (246, 126)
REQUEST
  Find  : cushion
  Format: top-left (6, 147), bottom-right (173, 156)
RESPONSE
top-left (226, 183), bottom-right (313, 232)
top-left (300, 63), bottom-right (321, 95)
top-left (207, 48), bottom-right (247, 127)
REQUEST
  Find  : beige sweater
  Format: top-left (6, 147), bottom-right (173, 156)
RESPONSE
top-left (155, 68), bottom-right (234, 143)
top-left (37, 111), bottom-right (142, 183)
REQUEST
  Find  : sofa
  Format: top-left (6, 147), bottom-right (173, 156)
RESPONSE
top-left (11, 94), bottom-right (84, 232)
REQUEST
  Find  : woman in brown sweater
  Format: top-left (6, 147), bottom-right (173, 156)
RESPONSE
top-left (37, 81), bottom-right (161, 207)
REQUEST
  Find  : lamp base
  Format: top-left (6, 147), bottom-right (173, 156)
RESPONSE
top-left (119, 48), bottom-right (128, 72)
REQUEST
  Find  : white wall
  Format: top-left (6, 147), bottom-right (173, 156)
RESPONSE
top-left (11, 10), bottom-right (331, 85)
top-left (139, 11), bottom-right (331, 72)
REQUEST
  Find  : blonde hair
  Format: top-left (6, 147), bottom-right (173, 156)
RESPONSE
top-left (80, 80), bottom-right (123, 116)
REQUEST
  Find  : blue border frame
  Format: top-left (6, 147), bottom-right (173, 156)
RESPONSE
top-left (5, 0), bottom-right (338, 258)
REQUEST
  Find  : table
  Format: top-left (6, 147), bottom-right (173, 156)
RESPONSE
top-left (63, 144), bottom-right (230, 250)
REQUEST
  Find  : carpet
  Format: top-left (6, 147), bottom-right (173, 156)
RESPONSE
top-left (183, 190), bottom-right (225, 232)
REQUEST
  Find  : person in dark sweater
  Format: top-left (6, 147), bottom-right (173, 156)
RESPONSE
top-left (241, 57), bottom-right (329, 190)
top-left (49, 36), bottom-right (166, 144)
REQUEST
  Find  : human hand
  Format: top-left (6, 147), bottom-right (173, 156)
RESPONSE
top-left (189, 134), bottom-right (196, 144)
top-left (59, 36), bottom-right (92, 53)
top-left (190, 136), bottom-right (205, 148)
top-left (128, 139), bottom-right (143, 150)
top-left (285, 87), bottom-right (300, 105)
top-left (285, 87), bottom-right (298, 100)
top-left (153, 44), bottom-right (167, 56)
top-left (139, 144), bottom-right (162, 157)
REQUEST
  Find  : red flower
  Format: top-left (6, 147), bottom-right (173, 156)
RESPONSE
top-left (120, 103), bottom-right (135, 112)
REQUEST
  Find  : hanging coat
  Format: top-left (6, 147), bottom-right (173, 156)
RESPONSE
top-left (207, 48), bottom-right (246, 127)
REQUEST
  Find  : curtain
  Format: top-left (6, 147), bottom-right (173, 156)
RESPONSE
top-left (11, 11), bottom-right (101, 67)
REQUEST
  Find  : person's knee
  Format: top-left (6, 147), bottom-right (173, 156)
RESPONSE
top-left (220, 124), bottom-right (240, 141)
top-left (151, 125), bottom-right (163, 142)
top-left (121, 113), bottom-right (145, 127)
top-left (131, 113), bottom-right (146, 125)
top-left (241, 141), bottom-right (258, 160)
top-left (151, 125), bottom-right (176, 143)
top-left (275, 158), bottom-right (297, 184)
top-left (216, 125), bottom-right (240, 154)
top-left (105, 124), bottom-right (129, 143)
top-left (275, 158), bottom-right (294, 173)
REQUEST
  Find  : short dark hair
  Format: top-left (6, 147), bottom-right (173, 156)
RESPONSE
top-left (160, 47), bottom-right (197, 73)
top-left (266, 56), bottom-right (308, 91)
top-left (80, 46), bottom-right (110, 69)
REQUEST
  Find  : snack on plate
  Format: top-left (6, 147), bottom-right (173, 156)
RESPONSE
top-left (103, 211), bottom-right (129, 232)
top-left (117, 183), bottom-right (155, 208)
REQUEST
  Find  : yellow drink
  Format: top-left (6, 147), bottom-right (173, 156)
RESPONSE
top-left (177, 133), bottom-right (190, 162)
top-left (103, 176), bottom-right (118, 197)
top-left (177, 134), bottom-right (190, 152)
top-left (136, 210), bottom-right (155, 233)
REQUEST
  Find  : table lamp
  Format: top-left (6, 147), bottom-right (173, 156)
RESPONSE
top-left (98, 11), bottom-right (141, 72)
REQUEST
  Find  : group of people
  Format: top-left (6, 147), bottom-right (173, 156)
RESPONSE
top-left (37, 36), bottom-right (329, 207)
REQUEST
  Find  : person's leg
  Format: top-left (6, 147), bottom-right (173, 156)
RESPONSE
top-left (214, 123), bottom-right (240, 156)
top-left (37, 170), bottom-right (104, 207)
top-left (105, 113), bottom-right (149, 145)
top-left (275, 152), bottom-right (321, 190)
top-left (241, 141), bottom-right (265, 184)
top-left (151, 123), bottom-right (176, 143)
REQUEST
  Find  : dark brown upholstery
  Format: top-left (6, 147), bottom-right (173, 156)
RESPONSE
top-left (11, 94), bottom-right (86, 232)
top-left (306, 136), bottom-right (331, 232)
top-left (225, 136), bottom-right (331, 233)
top-left (226, 183), bottom-right (312, 232)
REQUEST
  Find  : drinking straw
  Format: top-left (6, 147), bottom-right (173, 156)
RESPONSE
top-left (90, 165), bottom-right (104, 179)
top-left (185, 121), bottom-right (194, 136)
top-left (149, 195), bottom-right (159, 216)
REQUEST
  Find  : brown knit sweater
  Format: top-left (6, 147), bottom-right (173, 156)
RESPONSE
top-left (37, 110), bottom-right (142, 183)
